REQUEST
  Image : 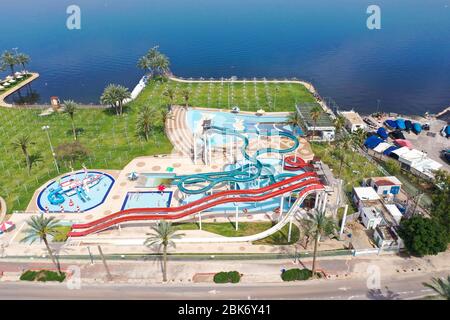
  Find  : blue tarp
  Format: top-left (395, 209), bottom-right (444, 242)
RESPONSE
top-left (384, 119), bottom-right (398, 129)
top-left (405, 120), bottom-right (413, 131)
top-left (445, 125), bottom-right (450, 137)
top-left (377, 127), bottom-right (388, 140)
top-left (364, 135), bottom-right (383, 149)
top-left (396, 118), bottom-right (406, 130)
top-left (412, 123), bottom-right (422, 134)
top-left (383, 146), bottom-right (399, 155)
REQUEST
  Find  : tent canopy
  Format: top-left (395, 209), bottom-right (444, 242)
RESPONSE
top-left (396, 118), bottom-right (406, 130)
top-left (384, 119), bottom-right (398, 129)
top-left (394, 139), bottom-right (413, 148)
top-left (364, 135), bottom-right (383, 149)
top-left (373, 142), bottom-right (391, 153)
top-left (377, 127), bottom-right (388, 140)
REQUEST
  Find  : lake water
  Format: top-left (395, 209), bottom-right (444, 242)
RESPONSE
top-left (1, 0), bottom-right (450, 114)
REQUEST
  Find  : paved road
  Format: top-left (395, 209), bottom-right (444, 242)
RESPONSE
top-left (0, 271), bottom-right (443, 300)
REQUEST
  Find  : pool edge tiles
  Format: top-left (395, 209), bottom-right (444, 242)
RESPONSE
top-left (121, 191), bottom-right (173, 211)
top-left (36, 171), bottom-right (115, 213)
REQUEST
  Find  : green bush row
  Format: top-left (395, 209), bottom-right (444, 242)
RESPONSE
top-left (281, 268), bottom-right (313, 281)
top-left (213, 271), bottom-right (241, 283)
top-left (20, 270), bottom-right (66, 282)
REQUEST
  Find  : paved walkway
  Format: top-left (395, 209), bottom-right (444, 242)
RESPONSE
top-left (0, 73), bottom-right (40, 107)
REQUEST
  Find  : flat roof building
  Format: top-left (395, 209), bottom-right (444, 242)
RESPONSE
top-left (339, 110), bottom-right (367, 133)
top-left (296, 103), bottom-right (335, 141)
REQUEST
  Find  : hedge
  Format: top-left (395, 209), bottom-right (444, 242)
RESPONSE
top-left (20, 270), bottom-right (66, 282)
top-left (281, 268), bottom-right (313, 281)
top-left (213, 271), bottom-right (241, 284)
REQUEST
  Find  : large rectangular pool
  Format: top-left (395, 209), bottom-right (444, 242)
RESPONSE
top-left (121, 191), bottom-right (173, 210)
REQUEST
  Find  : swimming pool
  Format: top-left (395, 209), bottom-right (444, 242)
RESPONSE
top-left (37, 171), bottom-right (115, 213)
top-left (138, 173), bottom-right (176, 188)
top-left (121, 191), bottom-right (173, 210)
top-left (186, 109), bottom-right (303, 147)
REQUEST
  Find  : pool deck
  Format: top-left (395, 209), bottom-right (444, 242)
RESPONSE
top-left (0, 72), bottom-right (40, 108)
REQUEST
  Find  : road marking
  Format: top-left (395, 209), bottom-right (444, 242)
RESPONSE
top-left (338, 287), bottom-right (349, 291)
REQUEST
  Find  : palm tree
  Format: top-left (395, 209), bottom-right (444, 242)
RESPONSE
top-left (21, 215), bottom-right (64, 276)
top-left (351, 128), bottom-right (367, 148)
top-left (15, 53), bottom-right (30, 73)
top-left (310, 105), bottom-right (323, 140)
top-left (333, 115), bottom-right (346, 136)
top-left (423, 276), bottom-right (450, 300)
top-left (287, 111), bottom-right (301, 129)
top-left (1, 50), bottom-right (18, 76)
top-left (336, 134), bottom-right (353, 178)
top-left (63, 100), bottom-right (78, 140)
top-left (144, 221), bottom-right (184, 282)
top-left (100, 84), bottom-right (131, 116)
top-left (163, 87), bottom-right (175, 106)
top-left (137, 46), bottom-right (170, 77)
top-left (136, 105), bottom-right (158, 141)
top-left (12, 134), bottom-right (35, 173)
top-left (182, 89), bottom-right (190, 108)
top-left (304, 208), bottom-right (337, 277)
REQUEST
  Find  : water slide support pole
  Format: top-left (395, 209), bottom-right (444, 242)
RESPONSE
top-left (288, 215), bottom-right (293, 243)
top-left (235, 205), bottom-right (239, 231)
top-left (279, 194), bottom-right (285, 221)
top-left (198, 212), bottom-right (202, 230)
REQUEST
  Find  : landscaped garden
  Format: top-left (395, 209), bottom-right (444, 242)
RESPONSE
top-left (172, 221), bottom-right (300, 245)
top-left (0, 77), bottom-right (317, 213)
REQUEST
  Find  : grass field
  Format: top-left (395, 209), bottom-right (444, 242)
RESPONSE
top-left (0, 78), bottom-right (316, 213)
top-left (173, 221), bottom-right (300, 245)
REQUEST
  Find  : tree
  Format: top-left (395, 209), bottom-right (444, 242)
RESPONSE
top-left (287, 111), bottom-right (301, 128)
top-left (310, 105), bottom-right (323, 140)
top-left (333, 115), bottom-right (346, 136)
top-left (430, 170), bottom-right (450, 241)
top-left (137, 46), bottom-right (170, 77)
top-left (422, 276), bottom-right (450, 300)
top-left (100, 84), bottom-right (131, 116)
top-left (15, 53), bottom-right (30, 73)
top-left (136, 105), bottom-right (158, 141)
top-left (63, 100), bottom-right (78, 141)
top-left (1, 50), bottom-right (17, 76)
top-left (398, 216), bottom-right (447, 257)
top-left (351, 128), bottom-right (367, 147)
top-left (303, 209), bottom-right (337, 277)
top-left (21, 215), bottom-right (64, 276)
top-left (182, 89), bottom-right (190, 108)
top-left (144, 221), bottom-right (184, 282)
top-left (12, 134), bottom-right (35, 173)
top-left (163, 87), bottom-right (175, 106)
top-left (336, 134), bottom-right (353, 178)
top-left (55, 141), bottom-right (90, 166)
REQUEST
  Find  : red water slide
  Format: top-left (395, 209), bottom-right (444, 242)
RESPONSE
top-left (283, 155), bottom-right (314, 171)
top-left (68, 172), bottom-right (322, 237)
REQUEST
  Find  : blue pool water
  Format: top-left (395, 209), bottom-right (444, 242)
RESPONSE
top-left (1, 0), bottom-right (450, 114)
top-left (121, 191), bottom-right (173, 210)
top-left (140, 173), bottom-right (176, 188)
top-left (37, 171), bottom-right (115, 213)
top-left (187, 109), bottom-right (301, 146)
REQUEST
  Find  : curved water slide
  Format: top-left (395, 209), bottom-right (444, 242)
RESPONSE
top-left (68, 172), bottom-right (321, 237)
top-left (283, 155), bottom-right (314, 171)
top-left (174, 125), bottom-right (300, 194)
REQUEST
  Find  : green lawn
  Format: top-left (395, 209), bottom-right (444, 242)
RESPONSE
top-left (310, 142), bottom-right (385, 194)
top-left (0, 78), bottom-right (316, 213)
top-left (173, 221), bottom-right (300, 245)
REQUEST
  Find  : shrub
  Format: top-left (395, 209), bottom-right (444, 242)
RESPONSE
top-left (384, 159), bottom-right (401, 175)
top-left (55, 141), bottom-right (90, 163)
top-left (213, 271), bottom-right (241, 284)
top-left (20, 270), bottom-right (38, 281)
top-left (281, 268), bottom-right (313, 281)
top-left (20, 270), bottom-right (66, 282)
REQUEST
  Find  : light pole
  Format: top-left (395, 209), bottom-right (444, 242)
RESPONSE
top-left (42, 125), bottom-right (60, 173)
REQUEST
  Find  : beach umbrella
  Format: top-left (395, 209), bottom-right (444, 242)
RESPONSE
top-left (0, 221), bottom-right (15, 232)
top-left (3, 82), bottom-right (10, 87)
top-left (396, 118), bottom-right (406, 130)
top-left (8, 79), bottom-right (16, 84)
top-left (5, 75), bottom-right (13, 80)
top-left (394, 139), bottom-right (413, 148)
top-left (0, 85), bottom-right (4, 90)
top-left (14, 71), bottom-right (21, 76)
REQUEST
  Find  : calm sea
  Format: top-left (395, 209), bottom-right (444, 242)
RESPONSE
top-left (1, 0), bottom-right (450, 114)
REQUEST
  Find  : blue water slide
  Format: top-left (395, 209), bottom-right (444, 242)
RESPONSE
top-left (47, 187), bottom-right (65, 205)
top-left (173, 125), bottom-right (300, 194)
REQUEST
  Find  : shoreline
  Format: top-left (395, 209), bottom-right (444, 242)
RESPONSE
top-left (0, 72), bottom-right (40, 108)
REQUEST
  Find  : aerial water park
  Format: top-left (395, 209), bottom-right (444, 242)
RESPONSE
top-left (30, 106), bottom-right (325, 244)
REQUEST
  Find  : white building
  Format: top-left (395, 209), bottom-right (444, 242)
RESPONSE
top-left (366, 176), bottom-right (402, 196)
top-left (352, 187), bottom-right (381, 210)
top-left (339, 110), bottom-right (367, 133)
top-left (360, 206), bottom-right (383, 229)
top-left (374, 225), bottom-right (404, 249)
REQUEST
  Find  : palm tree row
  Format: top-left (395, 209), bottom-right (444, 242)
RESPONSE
top-left (138, 46), bottom-right (171, 78)
top-left (1, 50), bottom-right (30, 76)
